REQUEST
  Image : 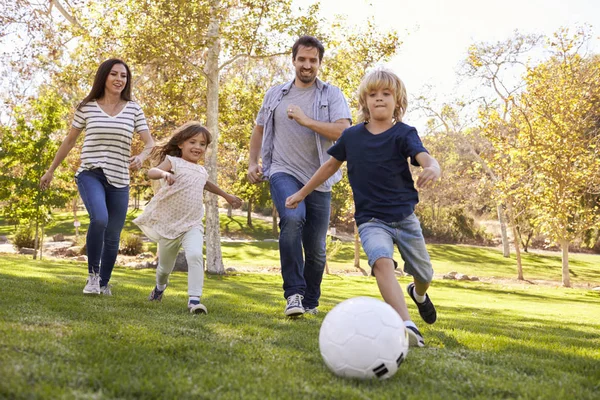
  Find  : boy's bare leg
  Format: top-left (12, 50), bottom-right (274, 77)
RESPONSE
top-left (413, 280), bottom-right (430, 297)
top-left (372, 258), bottom-right (410, 321)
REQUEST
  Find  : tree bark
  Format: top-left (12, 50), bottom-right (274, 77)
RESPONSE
top-left (203, 0), bottom-right (224, 275)
top-left (272, 206), bottom-right (278, 236)
top-left (497, 204), bottom-right (510, 257)
top-left (247, 199), bottom-right (253, 227)
top-left (33, 219), bottom-right (39, 260)
top-left (560, 238), bottom-right (571, 287)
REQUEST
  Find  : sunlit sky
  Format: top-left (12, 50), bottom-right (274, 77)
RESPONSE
top-left (315, 0), bottom-right (600, 130)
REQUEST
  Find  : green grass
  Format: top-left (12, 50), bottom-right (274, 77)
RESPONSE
top-left (1, 254), bottom-right (599, 399)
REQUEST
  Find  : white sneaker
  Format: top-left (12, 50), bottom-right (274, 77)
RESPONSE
top-left (83, 273), bottom-right (100, 294)
top-left (188, 301), bottom-right (207, 314)
top-left (100, 285), bottom-right (112, 296)
top-left (285, 294), bottom-right (305, 317)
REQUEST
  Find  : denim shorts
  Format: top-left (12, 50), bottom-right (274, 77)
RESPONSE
top-left (358, 213), bottom-right (433, 283)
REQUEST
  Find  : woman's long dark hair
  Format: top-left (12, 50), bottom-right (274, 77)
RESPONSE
top-left (78, 58), bottom-right (133, 109)
top-left (152, 122), bottom-right (213, 164)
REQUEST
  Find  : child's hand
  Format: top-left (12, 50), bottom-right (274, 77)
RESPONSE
top-left (285, 192), bottom-right (305, 209)
top-left (163, 171), bottom-right (176, 185)
top-left (227, 194), bottom-right (243, 209)
top-left (416, 166), bottom-right (440, 188)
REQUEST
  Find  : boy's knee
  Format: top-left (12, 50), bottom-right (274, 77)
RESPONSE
top-left (185, 249), bottom-right (204, 264)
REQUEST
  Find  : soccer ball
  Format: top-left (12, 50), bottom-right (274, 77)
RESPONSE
top-left (319, 296), bottom-right (409, 380)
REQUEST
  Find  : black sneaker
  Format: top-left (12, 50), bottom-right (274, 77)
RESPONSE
top-left (148, 286), bottom-right (165, 301)
top-left (407, 282), bottom-right (437, 324)
top-left (405, 325), bottom-right (425, 347)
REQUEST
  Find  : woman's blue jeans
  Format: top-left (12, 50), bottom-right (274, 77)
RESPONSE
top-left (269, 172), bottom-right (331, 309)
top-left (76, 169), bottom-right (129, 287)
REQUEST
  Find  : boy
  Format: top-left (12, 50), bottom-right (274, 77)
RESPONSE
top-left (285, 68), bottom-right (440, 347)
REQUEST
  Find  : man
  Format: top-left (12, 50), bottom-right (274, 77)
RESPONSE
top-left (248, 35), bottom-right (352, 317)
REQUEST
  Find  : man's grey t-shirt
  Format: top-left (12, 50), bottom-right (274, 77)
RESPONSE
top-left (270, 84), bottom-right (328, 192)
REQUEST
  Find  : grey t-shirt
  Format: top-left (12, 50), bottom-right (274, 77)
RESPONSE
top-left (271, 84), bottom-right (328, 191)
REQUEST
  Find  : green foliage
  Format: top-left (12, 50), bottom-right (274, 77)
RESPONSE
top-left (12, 225), bottom-right (35, 250)
top-left (0, 88), bottom-right (76, 230)
top-left (417, 206), bottom-right (493, 245)
top-left (119, 232), bottom-right (144, 256)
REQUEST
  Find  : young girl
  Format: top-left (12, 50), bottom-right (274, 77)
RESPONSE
top-left (286, 68), bottom-right (441, 346)
top-left (134, 122), bottom-right (242, 314)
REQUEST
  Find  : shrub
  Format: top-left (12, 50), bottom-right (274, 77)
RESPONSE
top-left (417, 206), bottom-right (493, 245)
top-left (13, 225), bottom-right (35, 250)
top-left (120, 233), bottom-right (144, 256)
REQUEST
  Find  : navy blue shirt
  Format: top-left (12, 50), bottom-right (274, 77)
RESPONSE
top-left (327, 122), bottom-right (428, 226)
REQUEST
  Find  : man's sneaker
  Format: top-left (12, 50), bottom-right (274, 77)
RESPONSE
top-left (285, 294), bottom-right (305, 317)
top-left (407, 282), bottom-right (437, 324)
top-left (83, 273), bottom-right (100, 294)
top-left (188, 300), bottom-right (207, 314)
top-left (99, 285), bottom-right (112, 296)
top-left (405, 325), bottom-right (425, 347)
top-left (148, 286), bottom-right (165, 301)
top-left (304, 307), bottom-right (319, 315)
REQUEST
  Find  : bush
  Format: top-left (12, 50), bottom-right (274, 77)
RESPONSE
top-left (13, 225), bottom-right (35, 250)
top-left (119, 233), bottom-right (144, 256)
top-left (417, 206), bottom-right (493, 245)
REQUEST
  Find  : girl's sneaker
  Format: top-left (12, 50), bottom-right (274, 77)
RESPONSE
top-left (83, 273), bottom-right (100, 294)
top-left (188, 300), bottom-right (207, 314)
top-left (148, 286), bottom-right (165, 301)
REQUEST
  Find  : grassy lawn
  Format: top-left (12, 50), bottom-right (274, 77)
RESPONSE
top-left (1, 254), bottom-right (599, 399)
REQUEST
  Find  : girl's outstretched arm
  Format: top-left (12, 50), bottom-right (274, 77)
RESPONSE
top-left (148, 158), bottom-right (175, 185)
top-left (286, 157), bottom-right (343, 209)
top-left (205, 181), bottom-right (243, 208)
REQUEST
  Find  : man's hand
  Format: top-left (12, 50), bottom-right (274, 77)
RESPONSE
top-left (247, 163), bottom-right (263, 184)
top-left (286, 104), bottom-right (308, 126)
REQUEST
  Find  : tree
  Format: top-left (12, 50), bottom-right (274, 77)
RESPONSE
top-left (512, 28), bottom-right (600, 287)
top-left (0, 88), bottom-right (76, 258)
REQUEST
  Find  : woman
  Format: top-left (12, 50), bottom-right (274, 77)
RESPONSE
top-left (40, 58), bottom-right (154, 296)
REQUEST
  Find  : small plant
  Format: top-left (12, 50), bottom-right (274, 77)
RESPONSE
top-left (119, 232), bottom-right (144, 256)
top-left (13, 225), bottom-right (35, 250)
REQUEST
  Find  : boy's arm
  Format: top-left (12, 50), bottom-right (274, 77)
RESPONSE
top-left (204, 181), bottom-right (243, 209)
top-left (286, 157), bottom-right (344, 209)
top-left (414, 152), bottom-right (441, 188)
top-left (148, 158), bottom-right (175, 185)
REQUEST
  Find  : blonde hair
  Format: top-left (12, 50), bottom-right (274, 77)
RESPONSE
top-left (357, 68), bottom-right (408, 123)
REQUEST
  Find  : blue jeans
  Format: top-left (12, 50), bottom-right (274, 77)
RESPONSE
top-left (358, 214), bottom-right (434, 283)
top-left (270, 173), bottom-right (331, 308)
top-left (76, 169), bottom-right (129, 287)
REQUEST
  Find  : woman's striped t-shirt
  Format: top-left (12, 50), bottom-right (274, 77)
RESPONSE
top-left (72, 100), bottom-right (149, 188)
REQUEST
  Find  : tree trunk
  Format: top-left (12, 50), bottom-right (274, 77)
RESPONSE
top-left (33, 219), bottom-right (39, 260)
top-left (247, 199), bottom-right (253, 227)
top-left (203, 1), bottom-right (224, 275)
top-left (73, 198), bottom-right (79, 239)
top-left (354, 223), bottom-right (368, 276)
top-left (39, 224), bottom-right (45, 260)
top-left (559, 238), bottom-right (571, 287)
top-left (512, 225), bottom-right (523, 280)
top-left (272, 206), bottom-right (278, 237)
top-left (497, 204), bottom-right (510, 257)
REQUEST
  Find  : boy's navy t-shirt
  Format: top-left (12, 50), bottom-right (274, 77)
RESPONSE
top-left (327, 122), bottom-right (428, 226)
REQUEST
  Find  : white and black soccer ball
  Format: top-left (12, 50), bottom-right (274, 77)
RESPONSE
top-left (319, 296), bottom-right (409, 380)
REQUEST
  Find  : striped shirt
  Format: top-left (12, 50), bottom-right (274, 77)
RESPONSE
top-left (72, 100), bottom-right (149, 187)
